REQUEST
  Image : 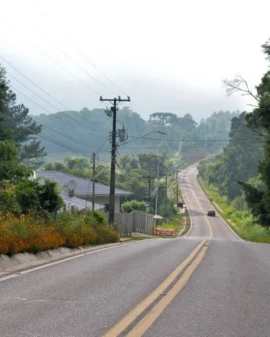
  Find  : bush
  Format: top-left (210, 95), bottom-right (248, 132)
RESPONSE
top-left (121, 200), bottom-right (147, 213)
top-left (198, 178), bottom-right (270, 243)
top-left (91, 210), bottom-right (107, 225)
top-left (0, 211), bottom-right (119, 255)
top-left (16, 179), bottom-right (63, 215)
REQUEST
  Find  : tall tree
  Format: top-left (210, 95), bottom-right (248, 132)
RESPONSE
top-left (225, 39), bottom-right (270, 226)
top-left (0, 64), bottom-right (46, 168)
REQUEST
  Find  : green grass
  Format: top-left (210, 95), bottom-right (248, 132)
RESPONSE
top-left (161, 215), bottom-right (181, 232)
top-left (157, 213), bottom-right (191, 237)
top-left (197, 176), bottom-right (270, 244)
top-left (179, 213), bottom-right (191, 236)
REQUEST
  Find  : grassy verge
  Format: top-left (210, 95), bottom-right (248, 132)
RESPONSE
top-left (157, 213), bottom-right (190, 237)
top-left (161, 215), bottom-right (181, 232)
top-left (197, 176), bottom-right (270, 244)
top-left (179, 213), bottom-right (191, 236)
top-left (177, 178), bottom-right (191, 236)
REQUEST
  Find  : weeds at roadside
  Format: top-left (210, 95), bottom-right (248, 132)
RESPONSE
top-left (197, 177), bottom-right (270, 244)
top-left (0, 211), bottom-right (120, 255)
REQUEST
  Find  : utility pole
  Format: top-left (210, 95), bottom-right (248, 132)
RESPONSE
top-left (100, 96), bottom-right (131, 224)
top-left (155, 161), bottom-right (160, 215)
top-left (147, 177), bottom-right (151, 209)
top-left (91, 153), bottom-right (98, 211)
top-left (175, 170), bottom-right (180, 205)
top-left (164, 173), bottom-right (168, 218)
top-left (143, 175), bottom-right (155, 211)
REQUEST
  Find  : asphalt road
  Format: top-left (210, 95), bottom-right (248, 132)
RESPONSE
top-left (0, 167), bottom-right (269, 337)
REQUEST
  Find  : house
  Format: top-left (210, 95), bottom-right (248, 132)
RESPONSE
top-left (60, 190), bottom-right (105, 211)
top-left (35, 171), bottom-right (133, 212)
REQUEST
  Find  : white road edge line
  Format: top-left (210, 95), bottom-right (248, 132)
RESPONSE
top-left (189, 184), bottom-right (213, 238)
top-left (178, 175), bottom-right (193, 237)
top-left (0, 240), bottom-right (147, 282)
top-left (194, 170), bottom-right (244, 241)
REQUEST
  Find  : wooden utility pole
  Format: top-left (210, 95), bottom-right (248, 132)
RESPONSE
top-left (155, 161), bottom-right (160, 215)
top-left (164, 173), bottom-right (168, 218)
top-left (175, 170), bottom-right (180, 205)
top-left (143, 175), bottom-right (155, 211)
top-left (100, 96), bottom-right (131, 224)
top-left (91, 153), bottom-right (98, 211)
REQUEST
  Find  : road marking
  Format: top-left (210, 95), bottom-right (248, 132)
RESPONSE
top-left (102, 240), bottom-right (206, 337)
top-left (178, 176), bottom-right (193, 237)
top-left (127, 246), bottom-right (208, 337)
top-left (194, 171), bottom-right (244, 241)
top-left (180, 170), bottom-right (213, 239)
top-left (0, 241), bottom-right (147, 283)
top-left (188, 181), bottom-right (213, 238)
top-left (0, 274), bottom-right (18, 282)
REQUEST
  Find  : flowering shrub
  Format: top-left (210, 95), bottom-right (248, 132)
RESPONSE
top-left (0, 211), bottom-right (120, 255)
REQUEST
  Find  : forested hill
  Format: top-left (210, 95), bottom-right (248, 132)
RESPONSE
top-left (33, 108), bottom-right (240, 162)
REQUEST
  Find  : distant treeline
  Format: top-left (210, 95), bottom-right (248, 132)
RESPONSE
top-left (34, 108), bottom-right (240, 161)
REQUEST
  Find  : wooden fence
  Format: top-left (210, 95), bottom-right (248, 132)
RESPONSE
top-left (113, 211), bottom-right (156, 236)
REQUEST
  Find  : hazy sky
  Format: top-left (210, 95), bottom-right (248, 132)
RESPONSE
top-left (0, 0), bottom-right (269, 121)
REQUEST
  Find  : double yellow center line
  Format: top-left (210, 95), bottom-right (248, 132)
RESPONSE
top-left (103, 240), bottom-right (208, 337)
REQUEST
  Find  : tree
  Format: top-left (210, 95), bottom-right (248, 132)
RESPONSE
top-left (137, 153), bottom-right (166, 176)
top-left (64, 157), bottom-right (89, 170)
top-left (224, 39), bottom-right (270, 226)
top-left (16, 179), bottom-right (63, 215)
top-left (198, 112), bottom-right (263, 201)
top-left (0, 140), bottom-right (32, 182)
top-left (0, 64), bottom-right (46, 168)
top-left (117, 155), bottom-right (139, 173)
top-left (121, 200), bottom-right (147, 213)
top-left (149, 112), bottom-right (178, 127)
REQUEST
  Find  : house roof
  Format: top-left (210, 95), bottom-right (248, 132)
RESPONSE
top-left (60, 191), bottom-right (104, 211)
top-left (35, 170), bottom-right (133, 197)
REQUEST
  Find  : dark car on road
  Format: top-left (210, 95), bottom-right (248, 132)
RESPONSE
top-left (207, 209), bottom-right (216, 216)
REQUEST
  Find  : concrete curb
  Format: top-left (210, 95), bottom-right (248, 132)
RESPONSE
top-left (0, 242), bottom-right (128, 277)
top-left (177, 216), bottom-right (188, 236)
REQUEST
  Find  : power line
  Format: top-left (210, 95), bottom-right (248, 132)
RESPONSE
top-left (9, 84), bottom-right (51, 114)
top-left (40, 39), bottom-right (107, 96)
top-left (7, 71), bottom-right (66, 112)
top-left (0, 16), bottom-right (111, 97)
top-left (45, 126), bottom-right (92, 147)
top-left (0, 110), bottom-right (90, 157)
top-left (1, 88), bottom-right (111, 159)
top-left (5, 84), bottom-right (113, 156)
top-left (7, 84), bottom-right (87, 132)
top-left (127, 136), bottom-right (251, 142)
top-left (31, 3), bottom-right (129, 97)
top-left (4, 70), bottom-right (103, 134)
top-left (43, 130), bottom-right (90, 156)
top-left (0, 56), bottom-right (69, 110)
top-left (35, 47), bottom-right (104, 97)
top-left (23, 16), bottom-right (115, 96)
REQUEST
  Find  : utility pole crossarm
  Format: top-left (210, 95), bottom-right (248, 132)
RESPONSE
top-left (100, 96), bottom-right (131, 102)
